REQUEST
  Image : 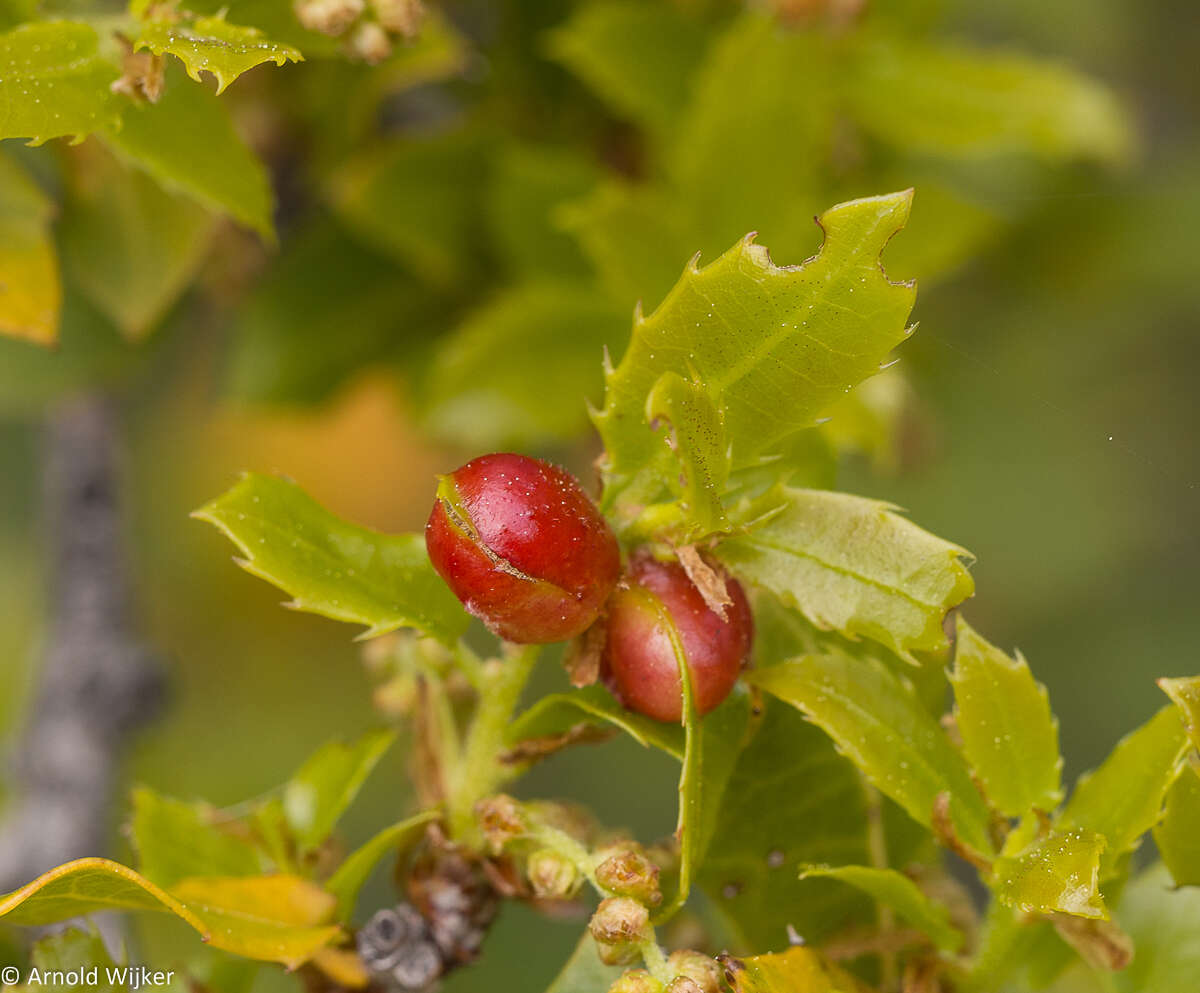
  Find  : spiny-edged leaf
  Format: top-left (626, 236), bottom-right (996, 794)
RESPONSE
top-left (422, 282), bottom-right (625, 449)
top-left (59, 141), bottom-right (216, 340)
top-left (1153, 767), bottom-right (1200, 888)
top-left (0, 151), bottom-right (59, 344)
top-left (720, 945), bottom-right (873, 993)
top-left (326, 811), bottom-right (438, 922)
top-left (31, 928), bottom-right (121, 989)
top-left (699, 699), bottom-right (927, 950)
top-left (0, 22), bottom-right (118, 143)
top-left (103, 66), bottom-right (274, 237)
top-left (0, 858), bottom-right (339, 966)
top-left (642, 370), bottom-right (729, 541)
top-left (1159, 675), bottom-right (1200, 751)
top-left (797, 864), bottom-right (963, 952)
top-left (1112, 864), bottom-right (1200, 993)
top-left (663, 684), bottom-right (754, 920)
top-left (545, 0), bottom-right (708, 139)
top-left (950, 617), bottom-right (1062, 816)
top-left (329, 130), bottom-right (486, 284)
top-left (131, 786), bottom-right (265, 887)
top-left (993, 829), bottom-right (1107, 919)
top-left (717, 488), bottom-right (974, 661)
top-left (844, 33), bottom-right (1134, 164)
top-left (544, 930), bottom-right (623, 993)
top-left (749, 654), bottom-right (994, 855)
top-left (169, 874), bottom-right (339, 965)
top-left (193, 472), bottom-right (469, 643)
top-left (1059, 705), bottom-right (1187, 880)
top-left (282, 729), bottom-right (396, 852)
top-left (506, 685), bottom-right (684, 759)
top-left (134, 15), bottom-right (301, 95)
top-left (595, 192), bottom-right (916, 518)
top-left (224, 217), bottom-right (440, 406)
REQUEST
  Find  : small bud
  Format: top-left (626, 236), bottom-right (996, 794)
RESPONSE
top-left (594, 844), bottom-right (662, 906)
top-left (666, 951), bottom-right (723, 993)
top-left (589, 897), bottom-right (650, 966)
top-left (608, 969), bottom-right (665, 993)
top-left (475, 794), bottom-right (526, 852)
top-left (371, 0), bottom-right (423, 36)
top-left (665, 978), bottom-right (704, 993)
top-left (294, 0), bottom-right (364, 36)
top-left (528, 848), bottom-right (582, 900)
top-left (349, 20), bottom-right (392, 63)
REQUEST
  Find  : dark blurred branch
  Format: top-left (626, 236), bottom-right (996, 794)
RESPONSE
top-left (0, 396), bottom-right (164, 892)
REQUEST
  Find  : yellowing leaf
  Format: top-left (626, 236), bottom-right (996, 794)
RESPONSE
top-left (595, 191), bottom-right (916, 524)
top-left (0, 22), bottom-right (118, 144)
top-left (721, 945), bottom-right (873, 993)
top-left (950, 618), bottom-right (1062, 816)
top-left (0, 859), bottom-right (339, 967)
top-left (717, 488), bottom-right (974, 660)
top-left (993, 830), bottom-right (1108, 920)
top-left (193, 472), bottom-right (469, 643)
top-left (134, 16), bottom-right (302, 95)
top-left (749, 654), bottom-right (994, 855)
top-left (0, 152), bottom-right (59, 343)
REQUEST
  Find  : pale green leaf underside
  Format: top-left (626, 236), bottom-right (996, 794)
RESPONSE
top-left (193, 472), bottom-right (468, 643)
top-left (134, 16), bottom-right (302, 94)
top-left (993, 829), bottom-right (1107, 919)
top-left (1153, 768), bottom-right (1200, 888)
top-left (506, 685), bottom-right (684, 759)
top-left (596, 191), bottom-right (917, 506)
top-left (951, 617), bottom-right (1062, 816)
top-left (1058, 705), bottom-right (1187, 880)
top-left (749, 654), bottom-right (994, 855)
top-left (282, 729), bottom-right (396, 851)
top-left (799, 863), bottom-right (963, 951)
top-left (0, 858), bottom-right (339, 966)
top-left (545, 931), bottom-right (624, 993)
top-left (1115, 865), bottom-right (1200, 993)
top-left (0, 21), bottom-right (118, 143)
top-left (717, 487), bottom-right (974, 660)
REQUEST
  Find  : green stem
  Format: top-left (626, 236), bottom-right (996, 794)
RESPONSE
top-left (447, 643), bottom-right (540, 841)
top-left (639, 931), bottom-right (672, 985)
top-left (861, 775), bottom-right (898, 992)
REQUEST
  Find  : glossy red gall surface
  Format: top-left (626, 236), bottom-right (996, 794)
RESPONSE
top-left (602, 550), bottom-right (752, 723)
top-left (425, 453), bottom-right (620, 644)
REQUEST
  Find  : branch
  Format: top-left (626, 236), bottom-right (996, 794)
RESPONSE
top-left (0, 395), bottom-right (164, 892)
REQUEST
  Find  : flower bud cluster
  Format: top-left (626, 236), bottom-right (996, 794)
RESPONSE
top-left (605, 950), bottom-right (724, 993)
top-left (293, 0), bottom-right (425, 63)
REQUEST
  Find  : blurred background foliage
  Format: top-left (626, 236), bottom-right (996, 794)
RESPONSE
top-left (0, 0), bottom-right (1197, 988)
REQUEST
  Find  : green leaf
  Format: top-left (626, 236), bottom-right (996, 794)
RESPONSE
top-left (717, 488), bottom-right (974, 661)
top-left (544, 930), bottom-right (623, 993)
top-left (0, 151), bottom-right (59, 344)
top-left (1158, 675), bottom-right (1200, 751)
top-left (950, 617), bottom-right (1062, 816)
top-left (193, 472), bottom-right (469, 643)
top-left (595, 191), bottom-right (917, 519)
top-left (1114, 864), bottom-right (1200, 993)
top-left (720, 946), bottom-right (873, 993)
top-left (326, 811), bottom-right (437, 922)
top-left (133, 14), bottom-right (301, 95)
top-left (1152, 765), bottom-right (1200, 888)
top-left (1059, 705), bottom-right (1187, 880)
top-left (223, 217), bottom-right (434, 405)
top-left (545, 1), bottom-right (708, 139)
top-left (0, 22), bottom-right (118, 144)
top-left (422, 282), bottom-right (625, 449)
top-left (31, 928), bottom-right (123, 991)
top-left (0, 858), bottom-right (339, 967)
top-left (59, 142), bottom-right (216, 340)
top-left (131, 786), bottom-right (265, 887)
top-left (993, 829), bottom-right (1107, 919)
top-left (282, 729), bottom-right (397, 851)
top-left (505, 685), bottom-right (685, 759)
top-left (749, 654), bottom-right (994, 855)
top-left (797, 863), bottom-right (963, 952)
top-left (103, 67), bottom-right (274, 237)
top-left (0, 0), bottom-right (35, 30)
top-left (844, 34), bottom-right (1134, 164)
top-left (329, 130), bottom-right (486, 284)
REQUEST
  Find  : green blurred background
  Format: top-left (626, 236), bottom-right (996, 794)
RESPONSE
top-left (1, 0), bottom-right (1197, 988)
